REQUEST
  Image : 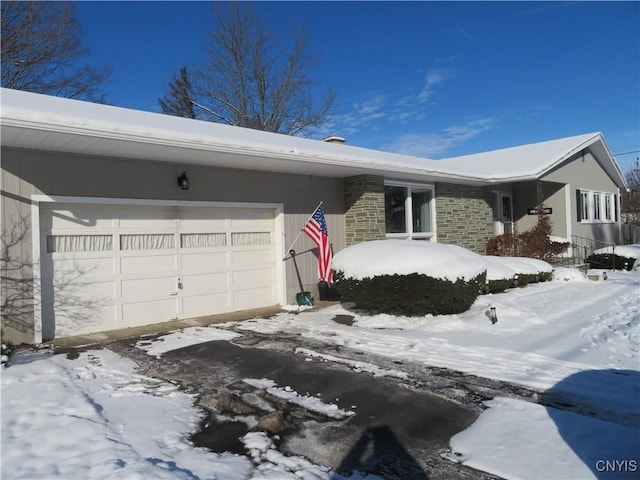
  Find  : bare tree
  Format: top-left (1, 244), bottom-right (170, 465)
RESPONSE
top-left (621, 157), bottom-right (640, 224)
top-left (159, 66), bottom-right (197, 119)
top-left (1, 1), bottom-right (111, 101)
top-left (161, 3), bottom-right (334, 137)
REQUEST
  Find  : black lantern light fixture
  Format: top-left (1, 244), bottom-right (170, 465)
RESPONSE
top-left (177, 172), bottom-right (189, 190)
top-left (489, 305), bottom-right (498, 324)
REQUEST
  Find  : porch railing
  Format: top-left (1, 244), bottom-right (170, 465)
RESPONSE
top-left (547, 235), bottom-right (616, 270)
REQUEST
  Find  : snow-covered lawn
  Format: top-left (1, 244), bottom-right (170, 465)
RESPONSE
top-left (2, 267), bottom-right (639, 479)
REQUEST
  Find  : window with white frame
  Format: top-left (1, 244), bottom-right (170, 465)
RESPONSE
top-left (577, 189), bottom-right (617, 223)
top-left (384, 182), bottom-right (434, 239)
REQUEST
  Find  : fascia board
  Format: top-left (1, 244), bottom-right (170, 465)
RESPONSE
top-left (1, 115), bottom-right (489, 184)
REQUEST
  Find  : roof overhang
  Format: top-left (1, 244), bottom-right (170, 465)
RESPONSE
top-left (0, 88), bottom-right (486, 185)
top-left (1, 89), bottom-right (628, 190)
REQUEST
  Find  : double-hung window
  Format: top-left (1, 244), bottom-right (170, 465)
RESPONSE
top-left (578, 189), bottom-right (617, 223)
top-left (384, 182), bottom-right (435, 240)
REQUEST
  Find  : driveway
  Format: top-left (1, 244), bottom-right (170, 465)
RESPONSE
top-left (91, 327), bottom-right (508, 480)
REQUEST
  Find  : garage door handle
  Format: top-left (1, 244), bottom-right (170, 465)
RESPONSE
top-left (168, 292), bottom-right (178, 296)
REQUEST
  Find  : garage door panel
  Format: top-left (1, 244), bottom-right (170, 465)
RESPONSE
top-left (120, 254), bottom-right (177, 274)
top-left (181, 272), bottom-right (228, 292)
top-left (231, 249), bottom-right (273, 268)
top-left (183, 292), bottom-right (230, 316)
top-left (121, 276), bottom-right (178, 298)
top-left (178, 215), bottom-right (227, 229)
top-left (122, 298), bottom-right (179, 322)
top-left (118, 207), bottom-right (176, 227)
top-left (232, 268), bottom-right (273, 287)
top-left (180, 251), bottom-right (228, 271)
top-left (51, 257), bottom-right (115, 282)
top-left (53, 280), bottom-right (115, 302)
top-left (232, 286), bottom-right (275, 307)
top-left (54, 304), bottom-right (117, 337)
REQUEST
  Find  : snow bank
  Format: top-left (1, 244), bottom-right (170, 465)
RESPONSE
top-left (449, 397), bottom-right (640, 480)
top-left (332, 239), bottom-right (487, 282)
top-left (594, 244), bottom-right (640, 261)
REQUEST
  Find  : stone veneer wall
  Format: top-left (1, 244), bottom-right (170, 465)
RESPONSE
top-left (343, 175), bottom-right (386, 246)
top-left (435, 182), bottom-right (494, 254)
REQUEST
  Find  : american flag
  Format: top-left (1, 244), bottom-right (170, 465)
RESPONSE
top-left (302, 204), bottom-right (333, 283)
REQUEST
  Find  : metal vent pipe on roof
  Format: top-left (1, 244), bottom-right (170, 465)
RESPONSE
top-left (322, 135), bottom-right (346, 144)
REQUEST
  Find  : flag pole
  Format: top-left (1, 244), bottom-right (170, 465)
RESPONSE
top-left (283, 201), bottom-right (323, 258)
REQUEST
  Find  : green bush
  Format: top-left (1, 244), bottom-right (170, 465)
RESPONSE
top-left (334, 270), bottom-right (486, 316)
top-left (486, 278), bottom-right (514, 294)
top-left (486, 270), bottom-right (552, 294)
top-left (587, 253), bottom-right (636, 271)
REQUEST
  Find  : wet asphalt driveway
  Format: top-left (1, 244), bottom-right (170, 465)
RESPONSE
top-left (99, 326), bottom-right (517, 480)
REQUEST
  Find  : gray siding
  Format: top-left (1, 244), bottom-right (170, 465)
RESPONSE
top-left (512, 181), bottom-right (568, 238)
top-left (1, 147), bottom-right (345, 342)
top-left (542, 149), bottom-right (621, 243)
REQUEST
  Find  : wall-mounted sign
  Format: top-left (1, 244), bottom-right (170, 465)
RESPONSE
top-left (528, 207), bottom-right (552, 215)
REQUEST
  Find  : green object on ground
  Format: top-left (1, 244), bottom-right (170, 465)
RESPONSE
top-left (296, 291), bottom-right (314, 306)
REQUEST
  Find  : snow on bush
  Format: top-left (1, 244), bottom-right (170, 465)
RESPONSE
top-left (332, 240), bottom-right (487, 316)
top-left (593, 244), bottom-right (640, 261)
top-left (332, 239), bottom-right (486, 282)
top-left (485, 256), bottom-right (552, 279)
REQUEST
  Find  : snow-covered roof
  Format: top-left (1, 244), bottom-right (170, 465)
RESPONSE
top-left (438, 133), bottom-right (627, 188)
top-left (0, 88), bottom-right (627, 188)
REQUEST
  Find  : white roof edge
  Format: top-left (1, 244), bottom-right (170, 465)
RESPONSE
top-left (0, 88), bottom-right (627, 188)
top-left (538, 132), bottom-right (628, 190)
top-left (0, 88), bottom-right (489, 183)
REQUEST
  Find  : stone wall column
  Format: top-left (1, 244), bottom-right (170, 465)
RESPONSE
top-left (343, 175), bottom-right (386, 246)
top-left (435, 182), bottom-right (494, 254)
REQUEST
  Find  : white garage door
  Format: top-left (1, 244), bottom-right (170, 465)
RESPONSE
top-left (40, 203), bottom-right (278, 338)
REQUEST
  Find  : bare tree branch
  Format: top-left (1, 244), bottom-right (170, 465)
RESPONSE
top-left (160, 3), bottom-right (333, 137)
top-left (1, 1), bottom-right (111, 101)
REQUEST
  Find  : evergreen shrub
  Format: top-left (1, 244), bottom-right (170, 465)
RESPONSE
top-left (486, 278), bottom-right (513, 294)
top-left (587, 253), bottom-right (636, 271)
top-left (334, 270), bottom-right (487, 316)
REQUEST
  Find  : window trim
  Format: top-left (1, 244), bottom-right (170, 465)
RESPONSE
top-left (578, 189), bottom-right (617, 224)
top-left (384, 181), bottom-right (435, 240)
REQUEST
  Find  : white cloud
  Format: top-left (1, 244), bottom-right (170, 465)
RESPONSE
top-left (417, 68), bottom-right (448, 104)
top-left (382, 117), bottom-right (495, 158)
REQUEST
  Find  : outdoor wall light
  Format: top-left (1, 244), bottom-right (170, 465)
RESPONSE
top-left (489, 305), bottom-right (498, 324)
top-left (177, 172), bottom-right (189, 190)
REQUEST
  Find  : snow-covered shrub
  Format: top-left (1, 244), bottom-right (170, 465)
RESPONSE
top-left (587, 245), bottom-right (640, 271)
top-left (333, 271), bottom-right (486, 315)
top-left (332, 240), bottom-right (487, 316)
top-left (484, 256), bottom-right (553, 292)
top-left (587, 253), bottom-right (636, 271)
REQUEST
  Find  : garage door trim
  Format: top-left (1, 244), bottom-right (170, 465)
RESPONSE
top-left (31, 194), bottom-right (286, 343)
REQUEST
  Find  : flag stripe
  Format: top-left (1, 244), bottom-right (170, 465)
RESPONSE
top-left (302, 205), bottom-right (333, 283)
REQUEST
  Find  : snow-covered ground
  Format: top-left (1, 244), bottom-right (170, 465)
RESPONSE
top-left (2, 265), bottom-right (639, 479)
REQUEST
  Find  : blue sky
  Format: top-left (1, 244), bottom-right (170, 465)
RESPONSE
top-left (74, 1), bottom-right (640, 174)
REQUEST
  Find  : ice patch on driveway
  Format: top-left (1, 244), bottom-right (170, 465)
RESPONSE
top-left (243, 378), bottom-right (355, 419)
top-left (136, 326), bottom-right (240, 358)
top-left (295, 347), bottom-right (409, 379)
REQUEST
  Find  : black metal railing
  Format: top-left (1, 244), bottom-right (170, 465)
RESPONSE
top-left (547, 235), bottom-right (616, 270)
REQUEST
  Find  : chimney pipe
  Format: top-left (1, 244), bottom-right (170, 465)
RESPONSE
top-left (322, 135), bottom-right (346, 144)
